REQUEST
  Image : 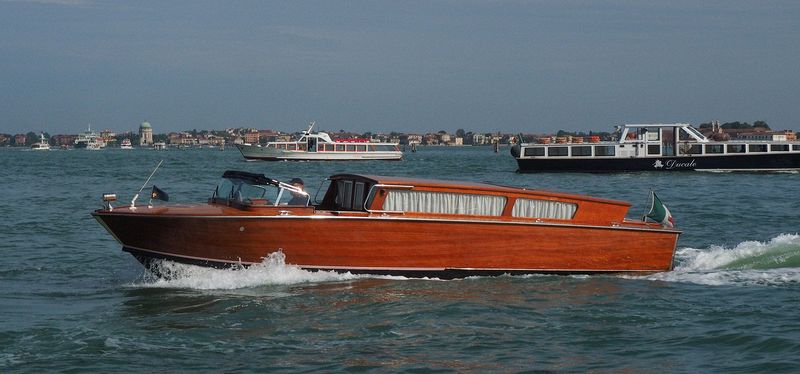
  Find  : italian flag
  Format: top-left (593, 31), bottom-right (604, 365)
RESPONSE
top-left (646, 191), bottom-right (675, 227)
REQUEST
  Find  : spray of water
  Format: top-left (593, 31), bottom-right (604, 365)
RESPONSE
top-left (643, 233), bottom-right (800, 286)
top-left (135, 251), bottom-right (368, 290)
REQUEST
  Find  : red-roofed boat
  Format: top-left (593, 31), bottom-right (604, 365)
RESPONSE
top-left (92, 171), bottom-right (680, 278)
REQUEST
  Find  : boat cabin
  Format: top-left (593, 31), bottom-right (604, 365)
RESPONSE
top-left (517, 123), bottom-right (800, 159)
top-left (207, 171), bottom-right (636, 225)
top-left (316, 174), bottom-right (635, 226)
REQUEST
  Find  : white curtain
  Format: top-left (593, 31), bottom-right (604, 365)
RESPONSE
top-left (384, 190), bottom-right (505, 216)
top-left (511, 198), bottom-right (576, 220)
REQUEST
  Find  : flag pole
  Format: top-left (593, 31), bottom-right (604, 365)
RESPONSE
top-left (641, 189), bottom-right (654, 221)
top-left (131, 160), bottom-right (164, 209)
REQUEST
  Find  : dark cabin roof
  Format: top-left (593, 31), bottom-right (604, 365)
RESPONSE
top-left (222, 170), bottom-right (280, 186)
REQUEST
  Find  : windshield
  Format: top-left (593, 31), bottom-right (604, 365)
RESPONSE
top-left (212, 177), bottom-right (309, 206)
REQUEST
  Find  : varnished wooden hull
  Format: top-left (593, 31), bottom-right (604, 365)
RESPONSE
top-left (93, 209), bottom-right (679, 277)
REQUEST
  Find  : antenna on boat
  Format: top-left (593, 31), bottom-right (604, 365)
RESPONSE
top-left (130, 160), bottom-right (164, 210)
top-left (299, 121), bottom-right (316, 141)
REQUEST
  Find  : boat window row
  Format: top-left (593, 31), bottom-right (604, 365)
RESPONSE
top-left (380, 190), bottom-right (577, 220)
top-left (269, 143), bottom-right (398, 152)
top-left (524, 143), bottom-right (798, 157)
top-left (269, 143), bottom-right (308, 151)
top-left (524, 146), bottom-right (616, 157)
top-left (685, 143), bottom-right (793, 155)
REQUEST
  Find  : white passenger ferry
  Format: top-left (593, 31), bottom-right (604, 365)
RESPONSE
top-left (74, 124), bottom-right (106, 150)
top-left (236, 123), bottom-right (402, 161)
top-left (31, 133), bottom-right (51, 151)
top-left (512, 123), bottom-right (800, 172)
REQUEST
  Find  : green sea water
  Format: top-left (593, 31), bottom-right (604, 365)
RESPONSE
top-left (1, 146), bottom-right (799, 372)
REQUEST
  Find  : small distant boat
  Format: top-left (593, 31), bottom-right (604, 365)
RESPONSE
top-left (31, 133), bottom-right (51, 151)
top-left (74, 124), bottom-right (105, 150)
top-left (236, 122), bottom-right (402, 161)
top-left (93, 170), bottom-right (680, 278)
top-left (512, 123), bottom-right (800, 172)
top-left (120, 139), bottom-right (133, 149)
top-left (86, 138), bottom-right (105, 150)
top-left (153, 142), bottom-right (167, 150)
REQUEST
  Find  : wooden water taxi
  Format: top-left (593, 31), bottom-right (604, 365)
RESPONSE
top-left (236, 122), bottom-right (402, 161)
top-left (512, 123), bottom-right (800, 172)
top-left (93, 171), bottom-right (680, 278)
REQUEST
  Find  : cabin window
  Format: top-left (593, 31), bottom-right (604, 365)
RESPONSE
top-left (368, 145), bottom-right (377, 151)
top-left (679, 144), bottom-right (703, 155)
top-left (288, 144), bottom-right (297, 151)
top-left (594, 146), bottom-right (615, 156)
top-left (647, 145), bottom-right (661, 155)
top-left (771, 144), bottom-right (789, 152)
top-left (383, 190), bottom-right (505, 216)
top-left (353, 182), bottom-right (366, 210)
top-left (346, 145), bottom-right (356, 152)
top-left (547, 147), bottom-right (568, 157)
top-left (335, 180), bottom-right (354, 209)
top-left (705, 144), bottom-right (724, 154)
top-left (794, 145), bottom-right (800, 151)
top-left (571, 146), bottom-right (592, 157)
top-left (512, 198), bottom-right (577, 220)
top-left (748, 144), bottom-right (768, 153)
top-left (356, 145), bottom-right (367, 152)
top-left (727, 144), bottom-right (746, 153)
top-left (524, 147), bottom-right (545, 157)
top-left (645, 128), bottom-right (660, 141)
top-left (685, 126), bottom-right (705, 139)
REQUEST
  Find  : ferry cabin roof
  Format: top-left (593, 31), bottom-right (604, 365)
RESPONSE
top-left (317, 174), bottom-right (635, 226)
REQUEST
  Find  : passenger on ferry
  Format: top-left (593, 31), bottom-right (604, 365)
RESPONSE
top-left (287, 178), bottom-right (309, 206)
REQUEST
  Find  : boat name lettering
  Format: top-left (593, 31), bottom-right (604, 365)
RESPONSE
top-left (654, 159), bottom-right (697, 169)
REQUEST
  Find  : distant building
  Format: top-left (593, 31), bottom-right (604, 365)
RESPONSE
top-left (14, 134), bottom-right (26, 146)
top-left (259, 130), bottom-right (281, 143)
top-left (423, 133), bottom-right (439, 145)
top-left (139, 121), bottom-right (153, 146)
top-left (244, 130), bottom-right (260, 144)
top-left (733, 131), bottom-right (791, 141)
top-left (52, 134), bottom-right (77, 147)
top-left (472, 133), bottom-right (487, 145)
top-left (405, 134), bottom-right (422, 145)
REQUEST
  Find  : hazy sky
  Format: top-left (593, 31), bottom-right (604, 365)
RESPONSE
top-left (2, 0), bottom-right (799, 134)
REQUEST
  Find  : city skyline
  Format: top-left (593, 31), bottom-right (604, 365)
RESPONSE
top-left (2, 1), bottom-right (800, 135)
